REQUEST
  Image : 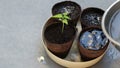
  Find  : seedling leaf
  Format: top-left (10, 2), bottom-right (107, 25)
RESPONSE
top-left (51, 12), bottom-right (70, 33)
top-left (62, 19), bottom-right (68, 25)
top-left (52, 14), bottom-right (63, 18)
top-left (64, 15), bottom-right (71, 20)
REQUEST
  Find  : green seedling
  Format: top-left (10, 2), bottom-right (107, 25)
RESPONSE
top-left (52, 12), bottom-right (71, 32)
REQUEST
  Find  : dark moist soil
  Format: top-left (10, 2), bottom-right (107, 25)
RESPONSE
top-left (44, 23), bottom-right (76, 44)
top-left (52, 1), bottom-right (81, 20)
top-left (82, 12), bottom-right (102, 26)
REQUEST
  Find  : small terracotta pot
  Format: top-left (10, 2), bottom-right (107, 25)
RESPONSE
top-left (52, 1), bottom-right (81, 26)
top-left (78, 27), bottom-right (109, 61)
top-left (80, 7), bottom-right (104, 28)
top-left (43, 18), bottom-right (77, 58)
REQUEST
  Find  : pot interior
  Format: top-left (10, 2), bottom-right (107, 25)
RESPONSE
top-left (81, 8), bottom-right (104, 27)
top-left (102, 1), bottom-right (120, 45)
top-left (52, 1), bottom-right (81, 20)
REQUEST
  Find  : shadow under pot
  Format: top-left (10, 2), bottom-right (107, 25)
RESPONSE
top-left (43, 18), bottom-right (77, 59)
top-left (80, 8), bottom-right (104, 28)
top-left (52, 1), bottom-right (81, 26)
top-left (77, 27), bottom-right (109, 61)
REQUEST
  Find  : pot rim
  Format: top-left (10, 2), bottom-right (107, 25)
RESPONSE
top-left (101, 0), bottom-right (120, 46)
top-left (42, 41), bottom-right (107, 68)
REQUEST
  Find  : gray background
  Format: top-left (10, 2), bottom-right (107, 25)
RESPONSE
top-left (0, 0), bottom-right (120, 68)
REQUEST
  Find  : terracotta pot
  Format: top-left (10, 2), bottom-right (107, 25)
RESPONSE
top-left (78, 27), bottom-right (109, 61)
top-left (43, 18), bottom-right (77, 58)
top-left (80, 7), bottom-right (104, 28)
top-left (52, 1), bottom-right (81, 26)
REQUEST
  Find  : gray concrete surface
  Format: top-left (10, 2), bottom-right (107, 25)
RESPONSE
top-left (0, 0), bottom-right (119, 68)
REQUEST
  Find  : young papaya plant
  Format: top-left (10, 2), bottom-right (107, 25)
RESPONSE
top-left (52, 12), bottom-right (71, 32)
